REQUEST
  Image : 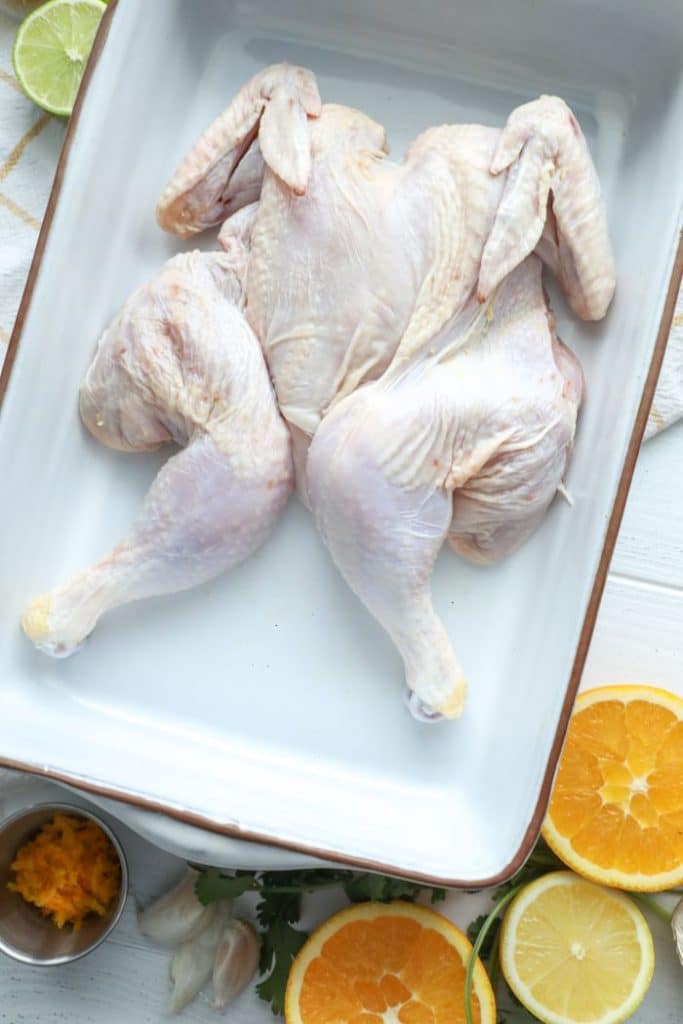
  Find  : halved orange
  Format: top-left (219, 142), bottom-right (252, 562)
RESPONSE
top-left (543, 684), bottom-right (683, 891)
top-left (284, 901), bottom-right (496, 1024)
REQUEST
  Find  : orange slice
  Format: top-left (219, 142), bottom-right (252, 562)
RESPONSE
top-left (543, 684), bottom-right (683, 891)
top-left (284, 901), bottom-right (496, 1024)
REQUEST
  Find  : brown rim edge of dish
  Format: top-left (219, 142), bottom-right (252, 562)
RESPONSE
top-left (0, 0), bottom-right (118, 406)
top-left (1, 1), bottom-right (681, 886)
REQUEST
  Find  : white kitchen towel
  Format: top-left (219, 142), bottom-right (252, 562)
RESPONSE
top-left (1, 10), bottom-right (681, 436)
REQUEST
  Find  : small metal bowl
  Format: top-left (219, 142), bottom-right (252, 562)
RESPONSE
top-left (0, 802), bottom-right (128, 965)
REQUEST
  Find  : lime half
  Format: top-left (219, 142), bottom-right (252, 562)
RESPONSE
top-left (13, 0), bottom-right (107, 117)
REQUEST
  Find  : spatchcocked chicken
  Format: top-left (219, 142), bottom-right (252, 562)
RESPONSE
top-left (22, 64), bottom-right (615, 722)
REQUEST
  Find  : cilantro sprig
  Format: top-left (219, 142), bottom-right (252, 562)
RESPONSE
top-left (194, 867), bottom-right (445, 1015)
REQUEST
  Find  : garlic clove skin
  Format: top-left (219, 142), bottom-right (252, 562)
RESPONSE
top-left (138, 868), bottom-right (226, 947)
top-left (211, 919), bottom-right (261, 1010)
top-left (672, 897), bottom-right (683, 967)
top-left (170, 901), bottom-right (233, 1013)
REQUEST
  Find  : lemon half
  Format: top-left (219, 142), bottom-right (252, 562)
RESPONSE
top-left (500, 871), bottom-right (654, 1024)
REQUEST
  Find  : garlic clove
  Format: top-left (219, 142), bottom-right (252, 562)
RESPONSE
top-left (170, 901), bottom-right (233, 1013)
top-left (138, 867), bottom-right (227, 947)
top-left (672, 897), bottom-right (683, 967)
top-left (211, 919), bottom-right (261, 1010)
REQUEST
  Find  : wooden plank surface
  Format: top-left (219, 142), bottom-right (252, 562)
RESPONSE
top-left (583, 421), bottom-right (683, 703)
top-left (609, 424), bottom-right (683, 591)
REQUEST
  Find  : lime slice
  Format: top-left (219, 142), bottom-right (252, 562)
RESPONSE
top-left (12, 0), bottom-right (107, 117)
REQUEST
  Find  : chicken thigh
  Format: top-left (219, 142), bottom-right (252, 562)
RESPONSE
top-left (22, 249), bottom-right (292, 655)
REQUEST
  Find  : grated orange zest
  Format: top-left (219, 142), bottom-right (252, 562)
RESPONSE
top-left (8, 812), bottom-right (121, 928)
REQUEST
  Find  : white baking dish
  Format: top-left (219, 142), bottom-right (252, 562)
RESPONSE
top-left (0, 0), bottom-right (681, 885)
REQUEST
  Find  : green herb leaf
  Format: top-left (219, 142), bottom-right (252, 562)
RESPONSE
top-left (257, 889), bottom-right (303, 929)
top-left (466, 912), bottom-right (503, 960)
top-left (259, 869), bottom-right (349, 896)
top-left (344, 873), bottom-right (406, 903)
top-left (194, 869), bottom-right (256, 905)
top-left (343, 872), bottom-right (446, 904)
top-left (256, 917), bottom-right (308, 1016)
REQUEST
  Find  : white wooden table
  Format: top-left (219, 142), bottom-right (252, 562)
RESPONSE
top-left (1, 425), bottom-right (681, 1022)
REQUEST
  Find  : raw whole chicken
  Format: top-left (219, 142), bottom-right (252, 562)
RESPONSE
top-left (23, 64), bottom-right (615, 722)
